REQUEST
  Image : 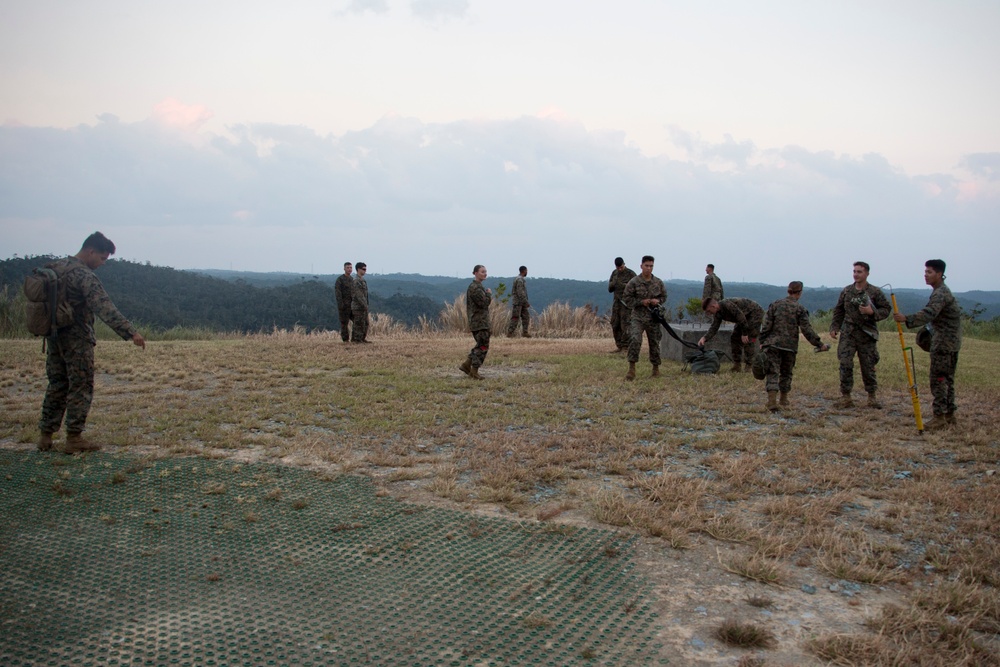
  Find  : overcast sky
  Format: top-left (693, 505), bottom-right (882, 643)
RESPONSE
top-left (1, 0), bottom-right (998, 291)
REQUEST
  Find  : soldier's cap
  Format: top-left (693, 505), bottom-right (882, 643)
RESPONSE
top-left (916, 326), bottom-right (932, 352)
top-left (787, 281), bottom-right (803, 293)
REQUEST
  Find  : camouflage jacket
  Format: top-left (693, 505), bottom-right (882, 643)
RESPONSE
top-left (760, 297), bottom-right (823, 353)
top-left (622, 275), bottom-right (666, 323)
top-left (334, 274), bottom-right (353, 312)
top-left (351, 276), bottom-right (369, 311)
top-left (830, 283), bottom-right (890, 340)
top-left (49, 256), bottom-right (136, 345)
top-left (702, 273), bottom-right (724, 302)
top-left (511, 275), bottom-right (529, 307)
top-left (705, 297), bottom-right (763, 342)
top-left (467, 280), bottom-right (491, 332)
top-left (905, 283), bottom-right (962, 353)
top-left (608, 267), bottom-right (637, 304)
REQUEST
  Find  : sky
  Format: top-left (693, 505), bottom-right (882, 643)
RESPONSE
top-left (1, 0), bottom-right (998, 291)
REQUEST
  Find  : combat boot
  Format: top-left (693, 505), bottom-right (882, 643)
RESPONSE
top-left (522, 332), bottom-right (531, 338)
top-left (730, 362), bottom-right (742, 373)
top-left (59, 432), bottom-right (100, 455)
top-left (923, 415), bottom-right (949, 432)
top-left (650, 365), bottom-right (660, 378)
top-left (38, 432), bottom-right (54, 452)
top-left (459, 358), bottom-right (472, 376)
top-left (946, 412), bottom-right (957, 426)
top-left (743, 363), bottom-right (753, 373)
top-left (779, 391), bottom-right (790, 407)
top-left (867, 392), bottom-right (883, 409)
top-left (469, 365), bottom-right (483, 380)
top-left (625, 362), bottom-right (636, 381)
top-left (766, 391), bottom-right (779, 412)
top-left (833, 393), bottom-right (854, 409)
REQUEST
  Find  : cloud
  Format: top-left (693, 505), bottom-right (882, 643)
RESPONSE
top-left (960, 152), bottom-right (1000, 181)
top-left (338, 0), bottom-right (390, 16)
top-left (410, 0), bottom-right (469, 21)
top-left (151, 98), bottom-right (213, 133)
top-left (1, 113), bottom-right (996, 289)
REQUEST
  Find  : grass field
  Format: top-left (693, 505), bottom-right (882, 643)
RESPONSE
top-left (2, 331), bottom-right (998, 664)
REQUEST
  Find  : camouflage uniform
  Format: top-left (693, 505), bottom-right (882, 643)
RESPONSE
top-left (903, 283), bottom-right (962, 417)
top-left (622, 274), bottom-right (667, 366)
top-left (830, 283), bottom-right (891, 395)
top-left (39, 257), bottom-right (138, 436)
top-left (703, 297), bottom-right (763, 366)
top-left (759, 296), bottom-right (824, 394)
top-left (506, 275), bottom-right (530, 336)
top-left (350, 275), bottom-right (369, 343)
top-left (466, 280), bottom-right (492, 368)
top-left (702, 273), bottom-right (724, 302)
top-left (334, 273), bottom-right (354, 342)
top-left (608, 266), bottom-right (637, 350)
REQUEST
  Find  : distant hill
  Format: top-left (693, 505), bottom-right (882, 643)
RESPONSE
top-left (3, 258), bottom-right (998, 333)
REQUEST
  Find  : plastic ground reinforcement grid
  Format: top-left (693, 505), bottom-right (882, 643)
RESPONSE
top-left (0, 451), bottom-right (666, 666)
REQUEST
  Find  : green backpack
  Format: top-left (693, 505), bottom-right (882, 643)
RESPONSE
top-left (684, 349), bottom-right (722, 375)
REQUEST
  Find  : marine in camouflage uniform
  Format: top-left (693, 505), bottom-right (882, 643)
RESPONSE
top-left (829, 262), bottom-right (891, 408)
top-left (759, 281), bottom-right (829, 411)
top-left (38, 232), bottom-right (145, 453)
top-left (622, 256), bottom-right (666, 380)
top-left (699, 297), bottom-right (763, 372)
top-left (894, 259), bottom-right (962, 430)
top-left (506, 266), bottom-right (531, 337)
top-left (350, 262), bottom-right (370, 343)
top-left (608, 258), bottom-right (637, 351)
top-left (702, 264), bottom-right (724, 302)
top-left (460, 265), bottom-right (492, 379)
top-left (334, 262), bottom-right (354, 342)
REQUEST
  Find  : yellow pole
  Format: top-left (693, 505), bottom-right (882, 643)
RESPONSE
top-left (891, 292), bottom-right (924, 433)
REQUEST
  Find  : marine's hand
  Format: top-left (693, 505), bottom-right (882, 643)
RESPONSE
top-left (829, 331), bottom-right (839, 340)
top-left (859, 304), bottom-right (874, 315)
top-left (132, 333), bottom-right (146, 349)
top-left (893, 312), bottom-right (906, 323)
top-left (741, 335), bottom-right (750, 345)
top-left (697, 336), bottom-right (706, 347)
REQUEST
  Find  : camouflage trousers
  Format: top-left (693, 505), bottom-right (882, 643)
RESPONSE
top-left (610, 302), bottom-right (632, 349)
top-left (764, 347), bottom-right (797, 394)
top-left (468, 329), bottom-right (491, 368)
top-left (506, 303), bottom-right (530, 336)
top-left (837, 329), bottom-right (879, 394)
top-left (929, 351), bottom-right (959, 416)
top-left (730, 328), bottom-right (759, 366)
top-left (338, 308), bottom-right (353, 342)
top-left (39, 333), bottom-right (96, 435)
top-left (627, 318), bottom-right (662, 366)
top-left (350, 309), bottom-right (369, 342)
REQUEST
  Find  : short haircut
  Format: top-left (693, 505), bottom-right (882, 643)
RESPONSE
top-left (641, 255), bottom-right (655, 264)
top-left (614, 257), bottom-right (624, 267)
top-left (706, 263), bottom-right (715, 270)
top-left (356, 262), bottom-right (366, 270)
top-left (853, 261), bottom-right (870, 273)
top-left (702, 297), bottom-right (716, 311)
top-left (473, 264), bottom-right (484, 274)
top-left (787, 280), bottom-right (803, 293)
top-left (925, 259), bottom-right (946, 274)
top-left (81, 231), bottom-right (116, 255)
top-left (344, 262), bottom-right (352, 268)
top-left (519, 265), bottom-right (527, 273)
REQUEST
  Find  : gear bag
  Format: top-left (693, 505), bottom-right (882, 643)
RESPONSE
top-left (751, 349), bottom-right (769, 380)
top-left (684, 349), bottom-right (722, 375)
top-left (23, 265), bottom-right (75, 337)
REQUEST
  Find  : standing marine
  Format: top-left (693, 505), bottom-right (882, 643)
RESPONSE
top-left (607, 257), bottom-right (637, 352)
top-left (893, 259), bottom-right (962, 430)
top-left (350, 262), bottom-right (370, 343)
top-left (622, 255), bottom-right (666, 381)
top-left (506, 266), bottom-right (531, 338)
top-left (460, 265), bottom-right (492, 380)
top-left (759, 281), bottom-right (829, 412)
top-left (698, 297), bottom-right (764, 373)
top-left (702, 264), bottom-right (724, 302)
top-left (334, 261), bottom-right (354, 342)
top-left (829, 261), bottom-right (891, 409)
top-left (38, 231), bottom-right (146, 454)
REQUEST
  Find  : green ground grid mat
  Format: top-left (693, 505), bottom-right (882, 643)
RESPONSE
top-left (0, 451), bottom-right (665, 666)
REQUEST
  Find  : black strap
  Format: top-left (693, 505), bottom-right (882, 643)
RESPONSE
top-left (650, 307), bottom-right (703, 350)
